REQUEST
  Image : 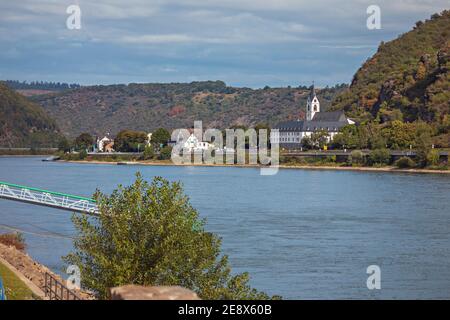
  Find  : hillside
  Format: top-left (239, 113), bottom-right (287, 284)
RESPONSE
top-left (0, 82), bottom-right (61, 147)
top-left (32, 81), bottom-right (346, 138)
top-left (332, 10), bottom-right (449, 130)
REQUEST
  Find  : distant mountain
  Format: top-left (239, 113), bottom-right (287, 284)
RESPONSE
top-left (332, 10), bottom-right (449, 127)
top-left (0, 82), bottom-right (61, 147)
top-left (32, 81), bottom-right (347, 138)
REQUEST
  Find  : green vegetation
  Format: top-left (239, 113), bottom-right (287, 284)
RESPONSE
top-left (151, 128), bottom-right (171, 148)
top-left (114, 130), bottom-right (147, 152)
top-left (0, 262), bottom-right (35, 300)
top-left (64, 174), bottom-right (278, 300)
top-left (395, 157), bottom-right (416, 168)
top-left (331, 11), bottom-right (450, 147)
top-left (33, 81), bottom-right (347, 139)
top-left (0, 82), bottom-right (62, 148)
top-left (74, 133), bottom-right (94, 151)
top-left (4, 80), bottom-right (80, 91)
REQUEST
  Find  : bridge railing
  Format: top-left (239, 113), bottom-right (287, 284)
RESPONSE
top-left (0, 181), bottom-right (98, 215)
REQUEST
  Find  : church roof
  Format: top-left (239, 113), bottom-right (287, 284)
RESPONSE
top-left (275, 111), bottom-right (349, 132)
top-left (312, 110), bottom-right (347, 122)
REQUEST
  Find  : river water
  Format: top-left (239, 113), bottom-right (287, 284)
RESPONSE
top-left (0, 156), bottom-right (449, 299)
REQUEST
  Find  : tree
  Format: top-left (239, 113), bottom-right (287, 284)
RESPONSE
top-left (381, 120), bottom-right (415, 149)
top-left (142, 144), bottom-right (155, 160)
top-left (158, 145), bottom-right (173, 160)
top-left (369, 148), bottom-right (391, 165)
top-left (301, 136), bottom-right (313, 150)
top-left (74, 133), bottom-right (93, 151)
top-left (63, 174), bottom-right (276, 300)
top-left (151, 128), bottom-right (171, 148)
top-left (349, 150), bottom-right (365, 165)
top-left (58, 137), bottom-right (71, 153)
top-left (395, 156), bottom-right (416, 168)
top-left (427, 149), bottom-right (440, 166)
top-left (310, 129), bottom-right (329, 149)
top-left (115, 130), bottom-right (147, 152)
top-left (414, 121), bottom-right (432, 167)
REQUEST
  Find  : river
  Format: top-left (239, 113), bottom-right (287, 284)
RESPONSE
top-left (1, 156), bottom-right (450, 299)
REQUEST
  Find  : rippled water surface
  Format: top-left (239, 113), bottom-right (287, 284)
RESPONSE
top-left (1, 157), bottom-right (450, 299)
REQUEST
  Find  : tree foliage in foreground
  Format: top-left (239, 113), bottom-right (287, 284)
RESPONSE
top-left (64, 173), bottom-right (277, 300)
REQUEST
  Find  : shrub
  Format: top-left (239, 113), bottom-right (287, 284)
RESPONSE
top-left (158, 145), bottom-right (172, 160)
top-left (369, 148), bottom-right (391, 165)
top-left (349, 150), bottom-right (365, 165)
top-left (0, 233), bottom-right (26, 251)
top-left (395, 157), bottom-right (416, 168)
top-left (426, 149), bottom-right (440, 166)
top-left (79, 149), bottom-right (88, 160)
top-left (142, 145), bottom-right (155, 160)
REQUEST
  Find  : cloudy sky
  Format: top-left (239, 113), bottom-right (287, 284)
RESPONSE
top-left (0, 0), bottom-right (448, 88)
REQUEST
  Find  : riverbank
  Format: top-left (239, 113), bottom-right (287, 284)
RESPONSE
top-left (0, 260), bottom-right (36, 300)
top-left (60, 159), bottom-right (450, 175)
top-left (0, 242), bottom-right (92, 300)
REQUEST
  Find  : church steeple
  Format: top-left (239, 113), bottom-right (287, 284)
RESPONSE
top-left (306, 81), bottom-right (320, 121)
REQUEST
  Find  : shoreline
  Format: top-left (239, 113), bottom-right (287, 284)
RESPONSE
top-left (59, 159), bottom-right (450, 175)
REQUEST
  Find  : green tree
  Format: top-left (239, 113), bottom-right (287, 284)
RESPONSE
top-left (349, 150), bottom-right (365, 165)
top-left (63, 174), bottom-right (275, 300)
top-left (151, 128), bottom-right (171, 148)
top-left (301, 136), bottom-right (313, 150)
top-left (58, 137), bottom-right (71, 153)
top-left (426, 149), bottom-right (440, 166)
top-left (142, 144), bottom-right (155, 160)
top-left (158, 145), bottom-right (173, 160)
top-left (74, 133), bottom-right (93, 151)
top-left (395, 156), bottom-right (416, 168)
top-left (381, 120), bottom-right (415, 149)
top-left (414, 121), bottom-right (433, 167)
top-left (369, 148), bottom-right (391, 165)
top-left (115, 130), bottom-right (147, 152)
top-left (310, 130), bottom-right (329, 149)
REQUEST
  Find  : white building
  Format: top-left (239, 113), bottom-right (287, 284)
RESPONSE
top-left (271, 84), bottom-right (355, 148)
top-left (97, 136), bottom-right (113, 152)
top-left (183, 134), bottom-right (213, 152)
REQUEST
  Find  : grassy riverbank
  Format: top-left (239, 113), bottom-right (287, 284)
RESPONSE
top-left (0, 261), bottom-right (35, 300)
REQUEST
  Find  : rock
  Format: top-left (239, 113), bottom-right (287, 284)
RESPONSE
top-left (110, 285), bottom-right (200, 300)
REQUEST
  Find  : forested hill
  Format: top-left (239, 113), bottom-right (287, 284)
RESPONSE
top-left (32, 81), bottom-right (347, 138)
top-left (0, 82), bottom-right (61, 147)
top-left (331, 10), bottom-right (449, 127)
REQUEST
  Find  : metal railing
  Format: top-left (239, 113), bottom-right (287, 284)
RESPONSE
top-left (44, 272), bottom-right (81, 300)
top-left (0, 181), bottom-right (98, 215)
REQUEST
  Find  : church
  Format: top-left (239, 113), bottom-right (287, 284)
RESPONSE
top-left (271, 84), bottom-right (354, 149)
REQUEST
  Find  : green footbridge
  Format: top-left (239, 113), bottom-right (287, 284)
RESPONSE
top-left (0, 181), bottom-right (98, 215)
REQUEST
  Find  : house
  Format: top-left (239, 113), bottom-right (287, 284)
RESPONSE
top-left (97, 136), bottom-right (113, 152)
top-left (183, 133), bottom-right (213, 152)
top-left (172, 131), bottom-right (214, 152)
top-left (271, 84), bottom-right (354, 149)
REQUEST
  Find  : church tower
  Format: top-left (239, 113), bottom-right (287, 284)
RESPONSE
top-left (306, 83), bottom-right (320, 121)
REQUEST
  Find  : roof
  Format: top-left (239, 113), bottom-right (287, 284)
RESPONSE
top-left (312, 110), bottom-right (347, 122)
top-left (275, 113), bottom-right (349, 133)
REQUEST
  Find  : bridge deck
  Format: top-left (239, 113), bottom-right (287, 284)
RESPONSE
top-left (0, 181), bottom-right (98, 215)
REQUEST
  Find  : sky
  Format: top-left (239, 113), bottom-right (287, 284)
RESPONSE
top-left (0, 0), bottom-right (448, 88)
